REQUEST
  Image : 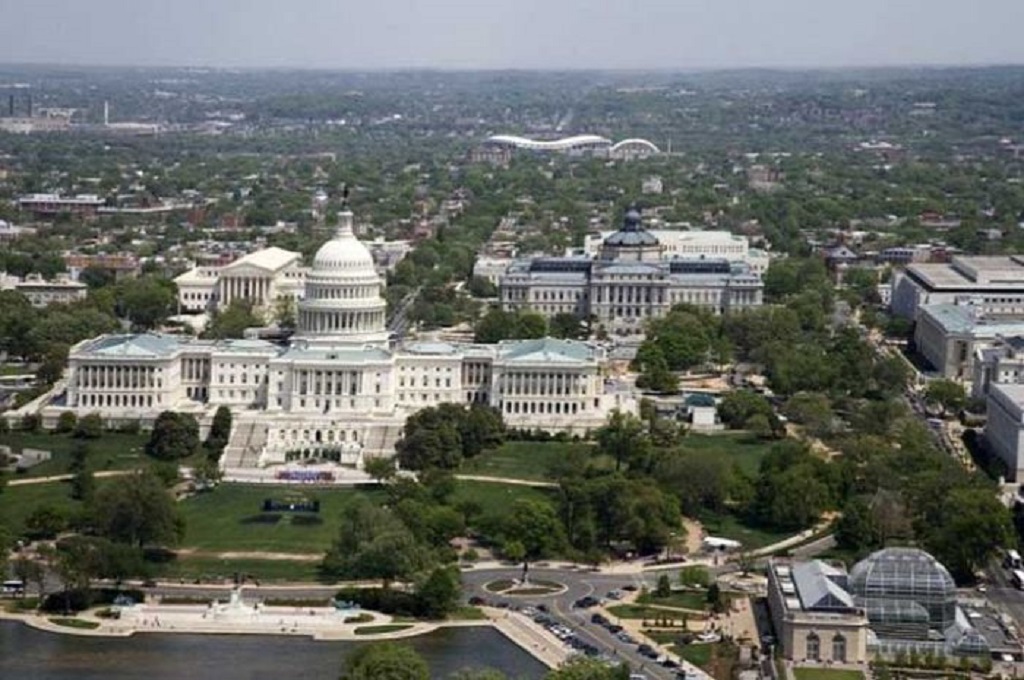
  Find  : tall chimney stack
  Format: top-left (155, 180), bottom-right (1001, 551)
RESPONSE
top-left (104, 100), bottom-right (109, 126)
top-left (7, 95), bottom-right (13, 117)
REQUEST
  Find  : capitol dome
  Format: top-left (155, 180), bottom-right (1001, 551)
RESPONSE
top-left (312, 215), bottom-right (376, 274)
top-left (297, 208), bottom-right (389, 346)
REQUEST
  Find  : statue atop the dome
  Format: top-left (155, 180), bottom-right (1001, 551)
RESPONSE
top-left (340, 183), bottom-right (350, 209)
top-left (623, 204), bottom-right (642, 231)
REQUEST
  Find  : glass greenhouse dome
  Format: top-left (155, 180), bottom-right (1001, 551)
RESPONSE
top-left (849, 547), bottom-right (957, 638)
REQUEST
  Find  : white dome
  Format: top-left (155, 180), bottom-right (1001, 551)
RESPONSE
top-left (311, 210), bottom-right (375, 275)
top-left (296, 208), bottom-right (389, 346)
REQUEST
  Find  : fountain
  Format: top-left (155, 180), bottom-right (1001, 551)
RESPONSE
top-left (210, 587), bottom-right (262, 621)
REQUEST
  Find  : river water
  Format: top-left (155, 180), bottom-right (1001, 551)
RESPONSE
top-left (0, 620), bottom-right (546, 679)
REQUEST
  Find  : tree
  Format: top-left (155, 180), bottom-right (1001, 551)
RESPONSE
top-left (718, 390), bottom-right (780, 434)
top-left (73, 412), bottom-right (104, 439)
top-left (340, 642), bottom-right (429, 680)
top-left (925, 487), bottom-right (1012, 582)
top-left (415, 566), bottom-right (461, 619)
top-left (595, 410), bottom-right (650, 472)
top-left (204, 405), bottom-right (232, 459)
top-left (89, 471), bottom-right (182, 547)
top-left (633, 343), bottom-right (679, 394)
top-left (545, 658), bottom-right (630, 680)
top-left (707, 582), bottom-right (725, 613)
top-left (146, 411), bottom-right (200, 461)
top-left (55, 411), bottom-right (78, 434)
top-left (192, 458), bottom-right (223, 489)
top-left (836, 496), bottom-right (879, 554)
top-left (656, 573), bottom-right (672, 598)
top-left (68, 441), bottom-right (95, 502)
top-left (549, 312), bottom-right (586, 339)
top-left (467, 275), bottom-right (498, 298)
top-left (503, 499), bottom-right (566, 565)
top-left (24, 505), bottom-right (68, 540)
top-left (117, 276), bottom-right (176, 330)
top-left (923, 379), bottom-right (966, 414)
top-left (322, 499), bottom-right (432, 586)
top-left (20, 413), bottom-right (41, 433)
top-left (204, 298), bottom-right (263, 339)
top-left (364, 456), bottom-right (397, 484)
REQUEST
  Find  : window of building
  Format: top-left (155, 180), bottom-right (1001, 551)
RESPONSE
top-left (831, 634), bottom-right (846, 662)
top-left (806, 633), bottom-right (820, 661)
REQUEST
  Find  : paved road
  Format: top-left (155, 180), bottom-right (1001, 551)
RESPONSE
top-left (983, 558), bottom-right (1024, 625)
top-left (462, 566), bottom-right (684, 679)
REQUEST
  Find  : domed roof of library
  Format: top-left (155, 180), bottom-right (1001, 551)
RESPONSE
top-left (311, 210), bottom-right (375, 275)
top-left (604, 207), bottom-right (659, 247)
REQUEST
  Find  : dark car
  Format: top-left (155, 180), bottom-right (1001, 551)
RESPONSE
top-left (622, 584), bottom-right (639, 592)
top-left (638, 644), bottom-right (659, 659)
top-left (468, 596), bottom-right (485, 606)
top-left (591, 613), bottom-right (609, 625)
top-left (661, 659), bottom-right (680, 669)
top-left (574, 596), bottom-right (600, 608)
top-left (607, 624), bottom-right (623, 634)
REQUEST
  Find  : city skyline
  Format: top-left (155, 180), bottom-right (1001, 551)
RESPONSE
top-left (1, 0), bottom-right (1022, 71)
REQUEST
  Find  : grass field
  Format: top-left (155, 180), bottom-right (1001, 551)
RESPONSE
top-left (0, 479), bottom-right (84, 534)
top-left (698, 511), bottom-right (794, 550)
top-left (49, 617), bottom-right (100, 630)
top-left (639, 590), bottom-right (709, 611)
top-left (606, 604), bottom-right (688, 621)
top-left (355, 624), bottom-right (413, 635)
top-left (177, 484), bottom-right (387, 553)
top-left (793, 669), bottom-right (865, 680)
top-left (676, 643), bottom-right (714, 668)
top-left (460, 440), bottom-right (598, 481)
top-left (449, 479), bottom-right (557, 517)
top-left (158, 556), bottom-right (324, 582)
top-left (0, 431), bottom-right (149, 478)
top-left (677, 433), bottom-right (775, 477)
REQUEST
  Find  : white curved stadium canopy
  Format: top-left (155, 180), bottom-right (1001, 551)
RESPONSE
top-left (485, 134), bottom-right (613, 151)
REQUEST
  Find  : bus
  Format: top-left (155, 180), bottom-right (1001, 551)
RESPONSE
top-left (1005, 549), bottom-right (1022, 569)
top-left (1011, 570), bottom-right (1024, 591)
top-left (1, 580), bottom-right (24, 596)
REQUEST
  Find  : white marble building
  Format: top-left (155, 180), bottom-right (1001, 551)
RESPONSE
top-left (174, 247), bottom-right (307, 319)
top-left (42, 208), bottom-right (636, 473)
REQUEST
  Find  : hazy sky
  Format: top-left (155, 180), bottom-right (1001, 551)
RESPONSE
top-left (1, 0), bottom-right (1022, 70)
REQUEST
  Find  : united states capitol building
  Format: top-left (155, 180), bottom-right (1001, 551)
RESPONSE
top-left (30, 208), bottom-right (636, 474)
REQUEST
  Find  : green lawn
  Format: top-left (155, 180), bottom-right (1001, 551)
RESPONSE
top-left (607, 604), bottom-right (689, 621)
top-left (49, 617), bottom-right (100, 630)
top-left (793, 669), bottom-right (865, 680)
top-left (677, 433), bottom-right (775, 477)
top-left (355, 624), bottom-right (413, 635)
top-left (460, 440), bottom-right (598, 481)
top-left (639, 590), bottom-right (709, 611)
top-left (177, 483), bottom-right (386, 553)
top-left (0, 431), bottom-right (149, 478)
top-left (158, 556), bottom-right (324, 583)
top-left (676, 643), bottom-right (714, 668)
top-left (698, 511), bottom-right (794, 551)
top-left (449, 479), bottom-right (557, 518)
top-left (0, 480), bottom-right (84, 534)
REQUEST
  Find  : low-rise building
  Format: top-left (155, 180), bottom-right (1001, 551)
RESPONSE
top-left (65, 253), bottom-right (141, 281)
top-left (984, 382), bottom-right (1024, 480)
top-left (769, 549), bottom-right (991, 662)
top-left (3, 273), bottom-right (88, 307)
top-left (891, 255), bottom-right (1024, 320)
top-left (913, 303), bottom-right (1024, 379)
top-left (18, 193), bottom-right (105, 217)
top-left (767, 559), bottom-right (869, 663)
top-left (972, 336), bottom-right (1024, 399)
top-left (173, 246), bottom-right (307, 319)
